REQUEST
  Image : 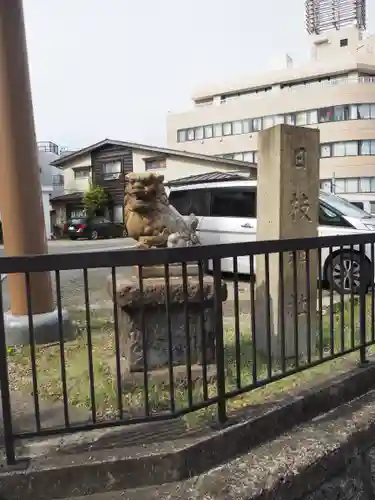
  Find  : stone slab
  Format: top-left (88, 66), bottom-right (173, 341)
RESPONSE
top-left (3, 358), bottom-right (375, 499)
top-left (109, 274), bottom-right (227, 308)
top-left (134, 263), bottom-right (199, 278)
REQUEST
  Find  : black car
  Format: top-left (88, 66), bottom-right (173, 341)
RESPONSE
top-left (65, 216), bottom-right (126, 240)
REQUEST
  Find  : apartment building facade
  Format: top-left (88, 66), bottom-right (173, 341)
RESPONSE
top-left (167, 25), bottom-right (375, 211)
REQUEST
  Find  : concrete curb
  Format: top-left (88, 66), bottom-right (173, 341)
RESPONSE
top-left (2, 358), bottom-right (375, 499)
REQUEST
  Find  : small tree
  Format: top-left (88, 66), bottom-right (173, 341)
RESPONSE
top-left (83, 184), bottom-right (108, 216)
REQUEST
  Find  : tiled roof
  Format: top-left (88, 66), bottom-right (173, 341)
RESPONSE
top-left (50, 138), bottom-right (257, 172)
top-left (166, 171), bottom-right (253, 186)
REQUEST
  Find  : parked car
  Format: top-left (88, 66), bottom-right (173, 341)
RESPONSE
top-left (64, 216), bottom-right (127, 240)
top-left (168, 178), bottom-right (375, 295)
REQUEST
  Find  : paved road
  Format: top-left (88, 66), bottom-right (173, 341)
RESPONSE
top-left (0, 237), bottom-right (136, 258)
top-left (0, 238), bottom-right (137, 311)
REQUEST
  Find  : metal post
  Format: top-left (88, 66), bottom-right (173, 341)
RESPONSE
top-left (359, 244), bottom-right (368, 366)
top-left (0, 0), bottom-right (53, 316)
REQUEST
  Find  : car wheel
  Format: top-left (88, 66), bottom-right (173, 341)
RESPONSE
top-left (69, 236), bottom-right (77, 241)
top-left (326, 251), bottom-right (370, 295)
top-left (90, 230), bottom-right (99, 240)
top-left (122, 228), bottom-right (128, 238)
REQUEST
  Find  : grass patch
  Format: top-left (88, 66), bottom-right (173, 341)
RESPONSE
top-left (7, 296), bottom-right (375, 430)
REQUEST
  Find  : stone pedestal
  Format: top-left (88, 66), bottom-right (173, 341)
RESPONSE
top-left (109, 272), bottom-right (227, 383)
top-left (256, 124), bottom-right (319, 359)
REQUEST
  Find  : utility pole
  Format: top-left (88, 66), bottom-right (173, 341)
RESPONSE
top-left (0, 0), bottom-right (72, 344)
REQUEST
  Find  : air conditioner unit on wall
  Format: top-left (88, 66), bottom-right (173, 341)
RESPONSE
top-left (104, 173), bottom-right (121, 180)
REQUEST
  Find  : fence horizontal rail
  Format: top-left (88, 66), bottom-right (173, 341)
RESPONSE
top-left (1, 232), bottom-right (375, 273)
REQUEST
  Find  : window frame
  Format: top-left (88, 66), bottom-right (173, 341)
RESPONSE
top-left (74, 167), bottom-right (91, 179)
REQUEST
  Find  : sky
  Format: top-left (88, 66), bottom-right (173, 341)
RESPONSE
top-left (23, 0), bottom-right (375, 150)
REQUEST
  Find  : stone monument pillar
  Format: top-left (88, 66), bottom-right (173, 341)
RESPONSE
top-left (255, 124), bottom-right (320, 359)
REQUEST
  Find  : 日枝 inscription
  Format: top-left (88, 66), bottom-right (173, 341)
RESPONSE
top-left (287, 293), bottom-right (308, 317)
top-left (287, 251), bottom-right (307, 265)
top-left (289, 192), bottom-right (311, 223)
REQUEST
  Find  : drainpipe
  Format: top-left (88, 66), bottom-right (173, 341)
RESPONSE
top-left (0, 1), bottom-right (73, 344)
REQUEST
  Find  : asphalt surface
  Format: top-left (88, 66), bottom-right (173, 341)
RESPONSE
top-left (0, 237), bottom-right (136, 258)
top-left (0, 238), bottom-right (137, 311)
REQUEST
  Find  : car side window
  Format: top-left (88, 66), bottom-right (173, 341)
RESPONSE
top-left (319, 203), bottom-right (351, 227)
top-left (211, 189), bottom-right (256, 218)
top-left (169, 189), bottom-right (210, 216)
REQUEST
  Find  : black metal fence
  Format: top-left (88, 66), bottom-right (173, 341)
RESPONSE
top-left (0, 232), bottom-right (375, 465)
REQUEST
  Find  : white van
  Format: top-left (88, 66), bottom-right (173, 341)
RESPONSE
top-left (168, 178), bottom-right (375, 295)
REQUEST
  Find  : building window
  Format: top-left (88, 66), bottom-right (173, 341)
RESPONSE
top-left (232, 120), bottom-right (243, 135)
top-left (252, 118), bottom-right (262, 131)
top-left (144, 157), bottom-right (166, 170)
top-left (242, 119), bottom-right (251, 133)
top-left (318, 107), bottom-right (334, 122)
top-left (321, 177), bottom-right (375, 194)
top-left (177, 130), bottom-right (187, 142)
top-left (187, 128), bottom-right (195, 141)
top-left (320, 144), bottom-right (331, 157)
top-left (360, 178), bottom-right (371, 192)
top-left (295, 110), bottom-right (317, 125)
top-left (346, 178), bottom-right (359, 192)
top-left (359, 139), bottom-right (375, 155)
top-left (204, 125), bottom-right (213, 139)
top-left (174, 102), bottom-right (375, 143)
top-left (222, 122), bottom-right (232, 136)
top-left (102, 161), bottom-right (121, 180)
top-left (74, 167), bottom-right (90, 179)
top-left (332, 141), bottom-right (358, 157)
top-left (333, 105), bottom-right (350, 121)
top-left (195, 126), bottom-right (204, 140)
top-left (52, 174), bottom-right (64, 187)
top-left (213, 123), bottom-right (222, 137)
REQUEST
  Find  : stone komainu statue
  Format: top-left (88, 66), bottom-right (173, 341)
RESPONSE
top-left (124, 172), bottom-right (200, 249)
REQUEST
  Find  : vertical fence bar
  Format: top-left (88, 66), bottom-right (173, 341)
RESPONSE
top-left (371, 243), bottom-right (375, 343)
top-left (278, 252), bottom-right (286, 373)
top-left (318, 249), bottom-right (324, 360)
top-left (350, 245), bottom-right (355, 349)
top-left (55, 270), bottom-right (70, 427)
top-left (249, 255), bottom-right (257, 384)
top-left (212, 258), bottom-right (227, 425)
top-left (339, 249), bottom-right (345, 353)
top-left (305, 250), bottom-right (312, 365)
top-left (232, 257), bottom-right (241, 389)
top-left (292, 252), bottom-right (299, 368)
top-left (111, 267), bottom-right (123, 419)
top-left (164, 263), bottom-right (175, 412)
top-left (25, 272), bottom-right (41, 432)
top-left (83, 268), bottom-right (96, 423)
top-left (138, 265), bottom-right (150, 417)
top-left (182, 262), bottom-right (193, 408)
top-left (0, 278), bottom-right (16, 464)
top-left (328, 247), bottom-right (335, 356)
top-left (198, 261), bottom-right (208, 401)
top-left (359, 245), bottom-right (367, 365)
top-left (264, 253), bottom-right (272, 378)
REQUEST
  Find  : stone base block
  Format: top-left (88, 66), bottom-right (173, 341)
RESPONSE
top-left (4, 308), bottom-right (76, 346)
top-left (117, 363), bottom-right (217, 391)
top-left (134, 263), bottom-right (199, 278)
top-left (109, 274), bottom-right (227, 374)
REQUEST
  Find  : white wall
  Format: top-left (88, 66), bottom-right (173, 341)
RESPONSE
top-left (63, 154), bottom-right (92, 193)
top-left (132, 149), bottom-right (250, 182)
